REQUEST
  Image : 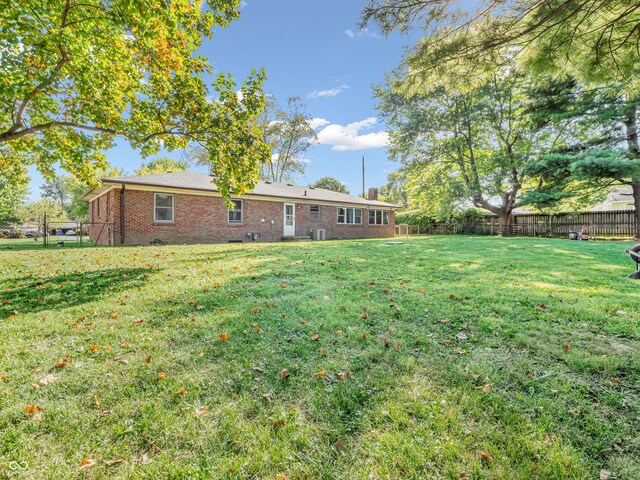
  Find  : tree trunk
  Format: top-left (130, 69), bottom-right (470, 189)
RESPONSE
top-left (624, 103), bottom-right (640, 239)
top-left (632, 182), bottom-right (640, 240)
top-left (499, 211), bottom-right (514, 236)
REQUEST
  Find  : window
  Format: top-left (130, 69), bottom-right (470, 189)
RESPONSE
top-left (337, 207), bottom-right (362, 225)
top-left (154, 193), bottom-right (174, 222)
top-left (310, 205), bottom-right (320, 219)
top-left (228, 200), bottom-right (243, 223)
top-left (369, 209), bottom-right (390, 225)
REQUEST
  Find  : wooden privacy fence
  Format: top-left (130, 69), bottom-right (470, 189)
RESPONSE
top-left (424, 209), bottom-right (638, 238)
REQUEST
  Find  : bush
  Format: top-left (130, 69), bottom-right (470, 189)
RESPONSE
top-left (396, 208), bottom-right (487, 233)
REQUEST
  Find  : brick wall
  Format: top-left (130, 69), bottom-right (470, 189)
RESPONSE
top-left (89, 190), bottom-right (395, 245)
top-left (88, 189), bottom-right (116, 245)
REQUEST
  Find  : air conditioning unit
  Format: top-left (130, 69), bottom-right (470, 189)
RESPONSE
top-left (315, 229), bottom-right (326, 241)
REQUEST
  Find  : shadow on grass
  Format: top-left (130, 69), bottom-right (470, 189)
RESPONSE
top-left (0, 268), bottom-right (155, 316)
top-left (0, 238), bottom-right (95, 251)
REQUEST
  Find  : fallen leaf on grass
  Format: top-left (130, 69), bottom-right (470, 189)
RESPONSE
top-left (311, 333), bottom-right (321, 341)
top-left (145, 356), bottom-right (152, 363)
top-left (314, 370), bottom-right (326, 377)
top-left (480, 452), bottom-right (493, 464)
top-left (25, 405), bottom-right (43, 414)
top-left (90, 345), bottom-right (99, 352)
top-left (262, 393), bottom-right (274, 403)
top-left (276, 475), bottom-right (287, 480)
top-left (104, 459), bottom-right (125, 467)
top-left (319, 348), bottom-right (327, 355)
top-left (79, 458), bottom-right (95, 469)
top-left (563, 343), bottom-right (571, 351)
top-left (157, 372), bottom-right (166, 379)
top-left (54, 360), bottom-right (67, 368)
top-left (250, 366), bottom-right (263, 373)
top-left (1, 375), bottom-right (7, 382)
top-left (280, 369), bottom-right (290, 380)
top-left (332, 438), bottom-right (346, 454)
top-left (134, 319), bottom-right (144, 324)
top-left (39, 374), bottom-right (57, 385)
top-left (195, 407), bottom-right (207, 415)
top-left (219, 332), bottom-right (228, 341)
top-left (272, 419), bottom-right (286, 428)
top-left (97, 410), bottom-right (112, 417)
top-left (335, 372), bottom-right (346, 381)
top-left (176, 387), bottom-right (187, 396)
top-left (293, 364), bottom-right (299, 371)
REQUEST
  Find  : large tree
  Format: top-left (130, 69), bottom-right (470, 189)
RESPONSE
top-left (0, 0), bottom-right (268, 199)
top-left (0, 179), bottom-right (27, 221)
top-left (258, 96), bottom-right (316, 183)
top-left (18, 198), bottom-right (68, 225)
top-left (309, 176), bottom-right (349, 194)
top-left (134, 157), bottom-right (189, 176)
top-left (361, 1), bottom-right (640, 86)
top-left (377, 67), bottom-right (552, 233)
top-left (522, 79), bottom-right (640, 236)
top-left (40, 176), bottom-right (70, 209)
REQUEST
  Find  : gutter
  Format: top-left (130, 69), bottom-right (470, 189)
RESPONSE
top-left (120, 184), bottom-right (125, 245)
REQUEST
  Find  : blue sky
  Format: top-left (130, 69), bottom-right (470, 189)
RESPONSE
top-left (27, 0), bottom-right (417, 200)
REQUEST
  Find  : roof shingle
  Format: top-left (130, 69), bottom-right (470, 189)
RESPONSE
top-left (97, 172), bottom-right (400, 208)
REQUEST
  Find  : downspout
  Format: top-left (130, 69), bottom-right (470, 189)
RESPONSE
top-left (120, 184), bottom-right (125, 245)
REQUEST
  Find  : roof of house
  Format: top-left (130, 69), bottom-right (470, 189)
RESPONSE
top-left (82, 171), bottom-right (401, 208)
top-left (591, 186), bottom-right (635, 211)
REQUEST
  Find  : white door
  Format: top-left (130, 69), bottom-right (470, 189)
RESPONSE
top-left (284, 203), bottom-right (295, 236)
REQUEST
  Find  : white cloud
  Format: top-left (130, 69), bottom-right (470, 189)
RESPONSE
top-left (308, 118), bottom-right (330, 130)
top-left (299, 158), bottom-right (312, 165)
top-left (308, 84), bottom-right (349, 99)
top-left (344, 27), bottom-right (379, 39)
top-left (317, 117), bottom-right (389, 151)
top-left (239, 1), bottom-right (248, 9)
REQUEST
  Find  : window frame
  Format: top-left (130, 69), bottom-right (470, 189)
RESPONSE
top-left (337, 207), bottom-right (362, 225)
top-left (368, 209), bottom-right (390, 226)
top-left (309, 204), bottom-right (320, 220)
top-left (153, 193), bottom-right (174, 223)
top-left (228, 199), bottom-right (243, 224)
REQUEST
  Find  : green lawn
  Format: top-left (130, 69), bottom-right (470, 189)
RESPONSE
top-left (0, 236), bottom-right (638, 479)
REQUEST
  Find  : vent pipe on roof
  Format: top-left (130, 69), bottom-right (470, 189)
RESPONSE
top-left (304, 190), bottom-right (307, 196)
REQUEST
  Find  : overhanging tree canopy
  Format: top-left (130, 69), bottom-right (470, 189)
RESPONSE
top-left (362, 0), bottom-right (640, 86)
top-left (0, 0), bottom-right (269, 199)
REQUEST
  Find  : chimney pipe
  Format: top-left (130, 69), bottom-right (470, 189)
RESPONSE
top-left (368, 187), bottom-right (378, 201)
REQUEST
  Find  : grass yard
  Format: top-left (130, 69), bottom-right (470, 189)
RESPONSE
top-left (0, 236), bottom-right (638, 479)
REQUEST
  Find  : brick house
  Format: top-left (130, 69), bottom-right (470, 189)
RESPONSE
top-left (81, 172), bottom-right (400, 245)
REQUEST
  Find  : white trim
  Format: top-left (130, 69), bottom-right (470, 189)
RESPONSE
top-left (337, 206), bottom-right (363, 225)
top-left (368, 209), bottom-right (390, 226)
top-left (154, 193), bottom-right (174, 223)
top-left (228, 199), bottom-right (243, 224)
top-left (284, 202), bottom-right (295, 236)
